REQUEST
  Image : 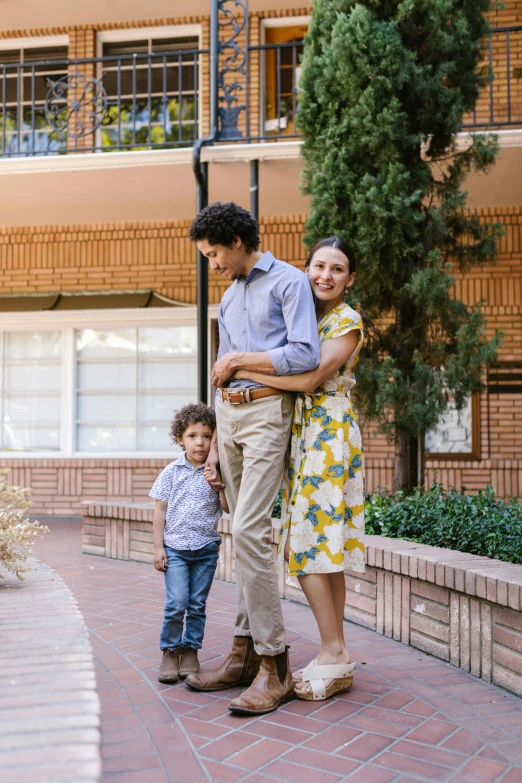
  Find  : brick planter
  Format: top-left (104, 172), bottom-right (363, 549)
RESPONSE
top-left (0, 556), bottom-right (101, 782)
top-left (82, 501), bottom-right (522, 698)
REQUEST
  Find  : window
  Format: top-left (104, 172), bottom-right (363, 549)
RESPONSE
top-left (0, 331), bottom-right (62, 451)
top-left (262, 21), bottom-right (308, 137)
top-left (0, 313), bottom-right (204, 457)
top-left (76, 326), bottom-right (197, 452)
top-left (425, 396), bottom-right (480, 459)
top-left (0, 37), bottom-right (69, 156)
top-left (98, 29), bottom-right (200, 151)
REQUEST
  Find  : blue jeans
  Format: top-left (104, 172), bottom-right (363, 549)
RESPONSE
top-left (160, 542), bottom-right (220, 651)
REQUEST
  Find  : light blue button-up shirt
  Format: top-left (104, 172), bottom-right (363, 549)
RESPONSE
top-left (218, 251), bottom-right (320, 389)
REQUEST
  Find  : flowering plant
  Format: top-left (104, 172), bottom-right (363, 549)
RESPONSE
top-left (0, 469), bottom-right (48, 580)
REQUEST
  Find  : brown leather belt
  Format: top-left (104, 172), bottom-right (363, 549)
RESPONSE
top-left (219, 386), bottom-right (281, 405)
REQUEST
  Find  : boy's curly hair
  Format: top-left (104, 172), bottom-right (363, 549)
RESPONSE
top-left (189, 201), bottom-right (260, 253)
top-left (170, 403), bottom-right (216, 447)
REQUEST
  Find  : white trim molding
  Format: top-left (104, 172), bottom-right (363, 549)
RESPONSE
top-left (0, 141), bottom-right (303, 176)
top-left (0, 305), bottom-right (219, 330)
top-left (260, 16), bottom-right (311, 30)
top-left (2, 130), bottom-right (522, 177)
top-left (455, 128), bottom-right (522, 150)
top-left (96, 25), bottom-right (202, 49)
top-left (0, 35), bottom-right (69, 51)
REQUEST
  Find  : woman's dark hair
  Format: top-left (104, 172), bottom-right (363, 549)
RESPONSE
top-left (189, 201), bottom-right (260, 253)
top-left (305, 236), bottom-right (356, 274)
top-left (170, 403), bottom-right (216, 447)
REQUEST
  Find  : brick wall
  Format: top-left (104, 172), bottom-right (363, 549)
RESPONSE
top-left (0, 214), bottom-right (307, 305)
top-left (1, 459), bottom-right (166, 517)
top-left (1, 206), bottom-right (521, 510)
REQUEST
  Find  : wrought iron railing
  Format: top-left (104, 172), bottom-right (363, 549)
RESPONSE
top-left (0, 47), bottom-right (206, 156)
top-left (0, 41), bottom-right (304, 157)
top-left (0, 25), bottom-right (520, 158)
top-left (463, 25), bottom-right (522, 129)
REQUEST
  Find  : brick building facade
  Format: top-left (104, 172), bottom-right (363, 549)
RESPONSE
top-left (0, 1), bottom-right (521, 515)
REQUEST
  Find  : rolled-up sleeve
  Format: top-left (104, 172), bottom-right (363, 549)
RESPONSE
top-left (267, 275), bottom-right (320, 375)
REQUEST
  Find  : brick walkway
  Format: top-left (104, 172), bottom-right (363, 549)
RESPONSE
top-left (33, 522), bottom-right (522, 783)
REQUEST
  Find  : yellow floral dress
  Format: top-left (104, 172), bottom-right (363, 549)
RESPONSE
top-left (278, 303), bottom-right (365, 577)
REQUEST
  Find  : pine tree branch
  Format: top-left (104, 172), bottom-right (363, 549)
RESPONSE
top-left (358, 304), bottom-right (384, 340)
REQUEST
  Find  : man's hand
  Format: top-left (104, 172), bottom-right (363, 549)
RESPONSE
top-left (154, 546), bottom-right (168, 572)
top-left (211, 353), bottom-right (241, 387)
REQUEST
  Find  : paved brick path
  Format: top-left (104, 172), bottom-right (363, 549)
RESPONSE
top-left (33, 522), bottom-right (522, 783)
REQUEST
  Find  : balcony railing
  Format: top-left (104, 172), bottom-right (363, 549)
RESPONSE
top-left (0, 25), bottom-right (520, 159)
top-left (0, 47), bottom-right (206, 156)
top-left (463, 25), bottom-right (522, 129)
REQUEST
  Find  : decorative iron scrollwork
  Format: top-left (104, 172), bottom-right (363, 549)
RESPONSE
top-left (45, 73), bottom-right (108, 138)
top-left (217, 0), bottom-right (248, 140)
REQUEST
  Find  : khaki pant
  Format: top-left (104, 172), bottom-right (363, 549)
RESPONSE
top-left (216, 392), bottom-right (294, 656)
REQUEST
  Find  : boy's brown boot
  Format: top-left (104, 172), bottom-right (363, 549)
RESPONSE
top-left (185, 636), bottom-right (261, 692)
top-left (158, 650), bottom-right (180, 684)
top-left (179, 647), bottom-right (200, 679)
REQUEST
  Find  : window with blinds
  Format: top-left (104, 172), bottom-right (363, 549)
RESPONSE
top-left (0, 331), bottom-right (62, 451)
top-left (99, 34), bottom-right (200, 150)
top-left (0, 43), bottom-right (68, 156)
top-left (75, 325), bottom-right (197, 452)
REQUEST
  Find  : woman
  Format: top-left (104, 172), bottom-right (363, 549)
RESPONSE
top-left (233, 236), bottom-right (364, 702)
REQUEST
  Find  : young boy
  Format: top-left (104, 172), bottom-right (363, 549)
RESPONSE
top-left (150, 403), bottom-right (228, 685)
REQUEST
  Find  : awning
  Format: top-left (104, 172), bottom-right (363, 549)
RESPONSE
top-left (0, 290), bottom-right (190, 312)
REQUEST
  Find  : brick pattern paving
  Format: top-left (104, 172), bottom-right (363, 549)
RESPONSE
top-left (0, 556), bottom-right (101, 783)
top-left (33, 522), bottom-right (522, 783)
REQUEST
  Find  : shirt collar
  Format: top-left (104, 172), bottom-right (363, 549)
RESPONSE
top-left (243, 251), bottom-right (276, 282)
top-left (173, 454), bottom-right (204, 471)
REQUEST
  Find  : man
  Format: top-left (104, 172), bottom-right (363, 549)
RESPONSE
top-left (185, 201), bottom-right (320, 714)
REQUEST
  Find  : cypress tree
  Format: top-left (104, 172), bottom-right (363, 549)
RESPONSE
top-left (299, 0), bottom-right (503, 491)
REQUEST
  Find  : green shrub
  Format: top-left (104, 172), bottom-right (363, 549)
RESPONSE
top-left (272, 488), bottom-right (282, 520)
top-left (365, 482), bottom-right (522, 565)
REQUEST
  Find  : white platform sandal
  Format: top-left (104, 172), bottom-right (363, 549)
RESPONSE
top-left (295, 659), bottom-right (355, 701)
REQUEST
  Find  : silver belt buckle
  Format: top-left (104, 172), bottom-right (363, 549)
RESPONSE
top-left (228, 388), bottom-right (251, 405)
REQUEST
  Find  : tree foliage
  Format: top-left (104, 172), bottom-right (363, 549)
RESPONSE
top-left (299, 0), bottom-right (502, 489)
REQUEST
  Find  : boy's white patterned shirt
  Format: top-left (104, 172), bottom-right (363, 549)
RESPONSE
top-left (149, 455), bottom-right (222, 551)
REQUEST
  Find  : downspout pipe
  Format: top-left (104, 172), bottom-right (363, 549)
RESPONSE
top-left (193, 0), bottom-right (219, 404)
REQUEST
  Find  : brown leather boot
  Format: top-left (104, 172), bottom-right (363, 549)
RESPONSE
top-left (185, 636), bottom-right (261, 692)
top-left (228, 646), bottom-right (294, 715)
top-left (158, 650), bottom-right (180, 684)
top-left (179, 647), bottom-right (200, 679)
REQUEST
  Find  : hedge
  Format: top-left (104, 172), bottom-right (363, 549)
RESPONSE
top-left (365, 483), bottom-right (522, 565)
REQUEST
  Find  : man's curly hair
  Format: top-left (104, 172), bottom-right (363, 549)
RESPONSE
top-left (189, 201), bottom-right (260, 253)
top-left (170, 403), bottom-right (216, 447)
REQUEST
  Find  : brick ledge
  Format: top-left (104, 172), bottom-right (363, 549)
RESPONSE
top-left (0, 557), bottom-right (101, 780)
